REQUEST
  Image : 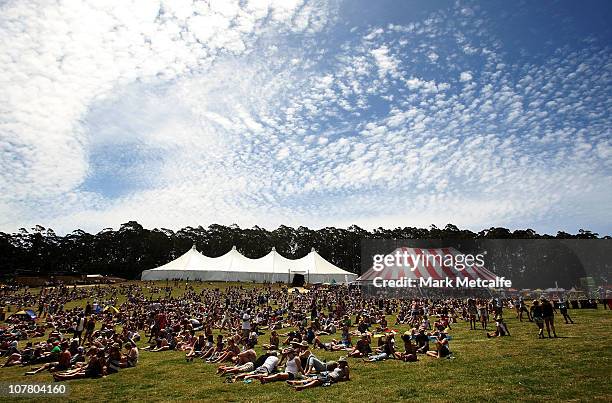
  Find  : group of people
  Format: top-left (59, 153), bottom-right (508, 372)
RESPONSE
top-left (0, 280), bottom-right (590, 392)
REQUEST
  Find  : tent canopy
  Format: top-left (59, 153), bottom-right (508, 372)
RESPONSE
top-left (13, 310), bottom-right (37, 320)
top-left (141, 245), bottom-right (357, 284)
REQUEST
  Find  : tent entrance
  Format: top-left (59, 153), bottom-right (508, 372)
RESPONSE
top-left (291, 274), bottom-right (305, 287)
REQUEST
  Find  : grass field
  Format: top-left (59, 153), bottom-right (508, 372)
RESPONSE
top-left (1, 282), bottom-right (611, 402)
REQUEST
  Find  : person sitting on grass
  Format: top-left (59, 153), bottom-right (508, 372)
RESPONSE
top-left (414, 328), bottom-right (429, 354)
top-left (288, 356), bottom-right (349, 391)
top-left (348, 333), bottom-right (371, 358)
top-left (53, 349), bottom-right (105, 381)
top-left (203, 334), bottom-right (224, 361)
top-left (146, 335), bottom-right (169, 352)
top-left (186, 334), bottom-right (206, 361)
top-left (260, 348), bottom-right (303, 384)
top-left (25, 341), bottom-right (71, 375)
top-left (217, 345), bottom-right (257, 376)
top-left (208, 337), bottom-right (240, 363)
top-left (486, 315), bottom-right (510, 338)
top-left (261, 330), bottom-right (279, 350)
top-left (120, 342), bottom-right (138, 368)
top-left (426, 333), bottom-right (451, 359)
top-left (364, 333), bottom-right (395, 362)
top-left (199, 334), bottom-right (215, 359)
top-left (433, 316), bottom-right (450, 332)
top-left (395, 331), bottom-right (418, 362)
top-left (3, 342), bottom-right (34, 367)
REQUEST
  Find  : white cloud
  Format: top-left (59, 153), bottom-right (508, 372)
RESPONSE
top-left (460, 71), bottom-right (473, 82)
top-left (0, 0), bottom-right (610, 236)
top-left (371, 45), bottom-right (399, 78)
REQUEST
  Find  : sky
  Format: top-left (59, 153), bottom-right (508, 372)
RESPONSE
top-left (0, 0), bottom-right (611, 235)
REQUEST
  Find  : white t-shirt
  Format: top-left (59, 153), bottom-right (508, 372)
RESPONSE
top-left (285, 357), bottom-right (299, 375)
top-left (242, 314), bottom-right (251, 330)
top-left (262, 355), bottom-right (279, 373)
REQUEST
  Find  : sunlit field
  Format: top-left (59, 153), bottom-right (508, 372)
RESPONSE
top-left (2, 281), bottom-right (611, 402)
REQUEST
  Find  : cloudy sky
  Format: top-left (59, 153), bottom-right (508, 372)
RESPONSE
top-left (1, 0), bottom-right (611, 235)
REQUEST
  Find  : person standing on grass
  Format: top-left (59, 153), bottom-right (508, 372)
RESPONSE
top-left (518, 297), bottom-right (531, 322)
top-left (467, 299), bottom-right (478, 330)
top-left (514, 298), bottom-right (521, 319)
top-left (541, 298), bottom-right (557, 338)
top-left (75, 313), bottom-right (85, 345)
top-left (478, 300), bottom-right (489, 330)
top-left (530, 300), bottom-right (545, 338)
top-left (558, 297), bottom-right (574, 324)
top-left (241, 310), bottom-right (251, 343)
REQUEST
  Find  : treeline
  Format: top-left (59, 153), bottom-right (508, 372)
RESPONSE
top-left (0, 221), bottom-right (606, 281)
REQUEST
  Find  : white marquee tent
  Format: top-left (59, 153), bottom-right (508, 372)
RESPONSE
top-left (141, 245), bottom-right (357, 284)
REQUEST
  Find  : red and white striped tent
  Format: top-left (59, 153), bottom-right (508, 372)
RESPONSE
top-left (357, 247), bottom-right (499, 283)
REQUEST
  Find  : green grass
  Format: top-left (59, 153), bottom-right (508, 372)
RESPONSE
top-left (1, 282), bottom-right (611, 402)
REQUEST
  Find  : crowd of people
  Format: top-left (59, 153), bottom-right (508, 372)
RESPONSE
top-left (0, 281), bottom-right (596, 392)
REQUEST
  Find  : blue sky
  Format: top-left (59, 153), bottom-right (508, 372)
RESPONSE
top-left (0, 0), bottom-right (610, 235)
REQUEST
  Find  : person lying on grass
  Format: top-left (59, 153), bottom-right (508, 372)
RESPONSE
top-left (217, 343), bottom-right (257, 375)
top-left (260, 348), bottom-right (303, 384)
top-left (233, 351), bottom-right (280, 382)
top-left (288, 356), bottom-right (349, 391)
top-left (301, 349), bottom-right (338, 375)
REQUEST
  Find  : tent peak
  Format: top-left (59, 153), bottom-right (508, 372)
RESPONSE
top-left (190, 244), bottom-right (197, 250)
top-left (271, 247), bottom-right (276, 251)
top-left (232, 245), bottom-right (237, 250)
top-left (311, 247), bottom-right (316, 252)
